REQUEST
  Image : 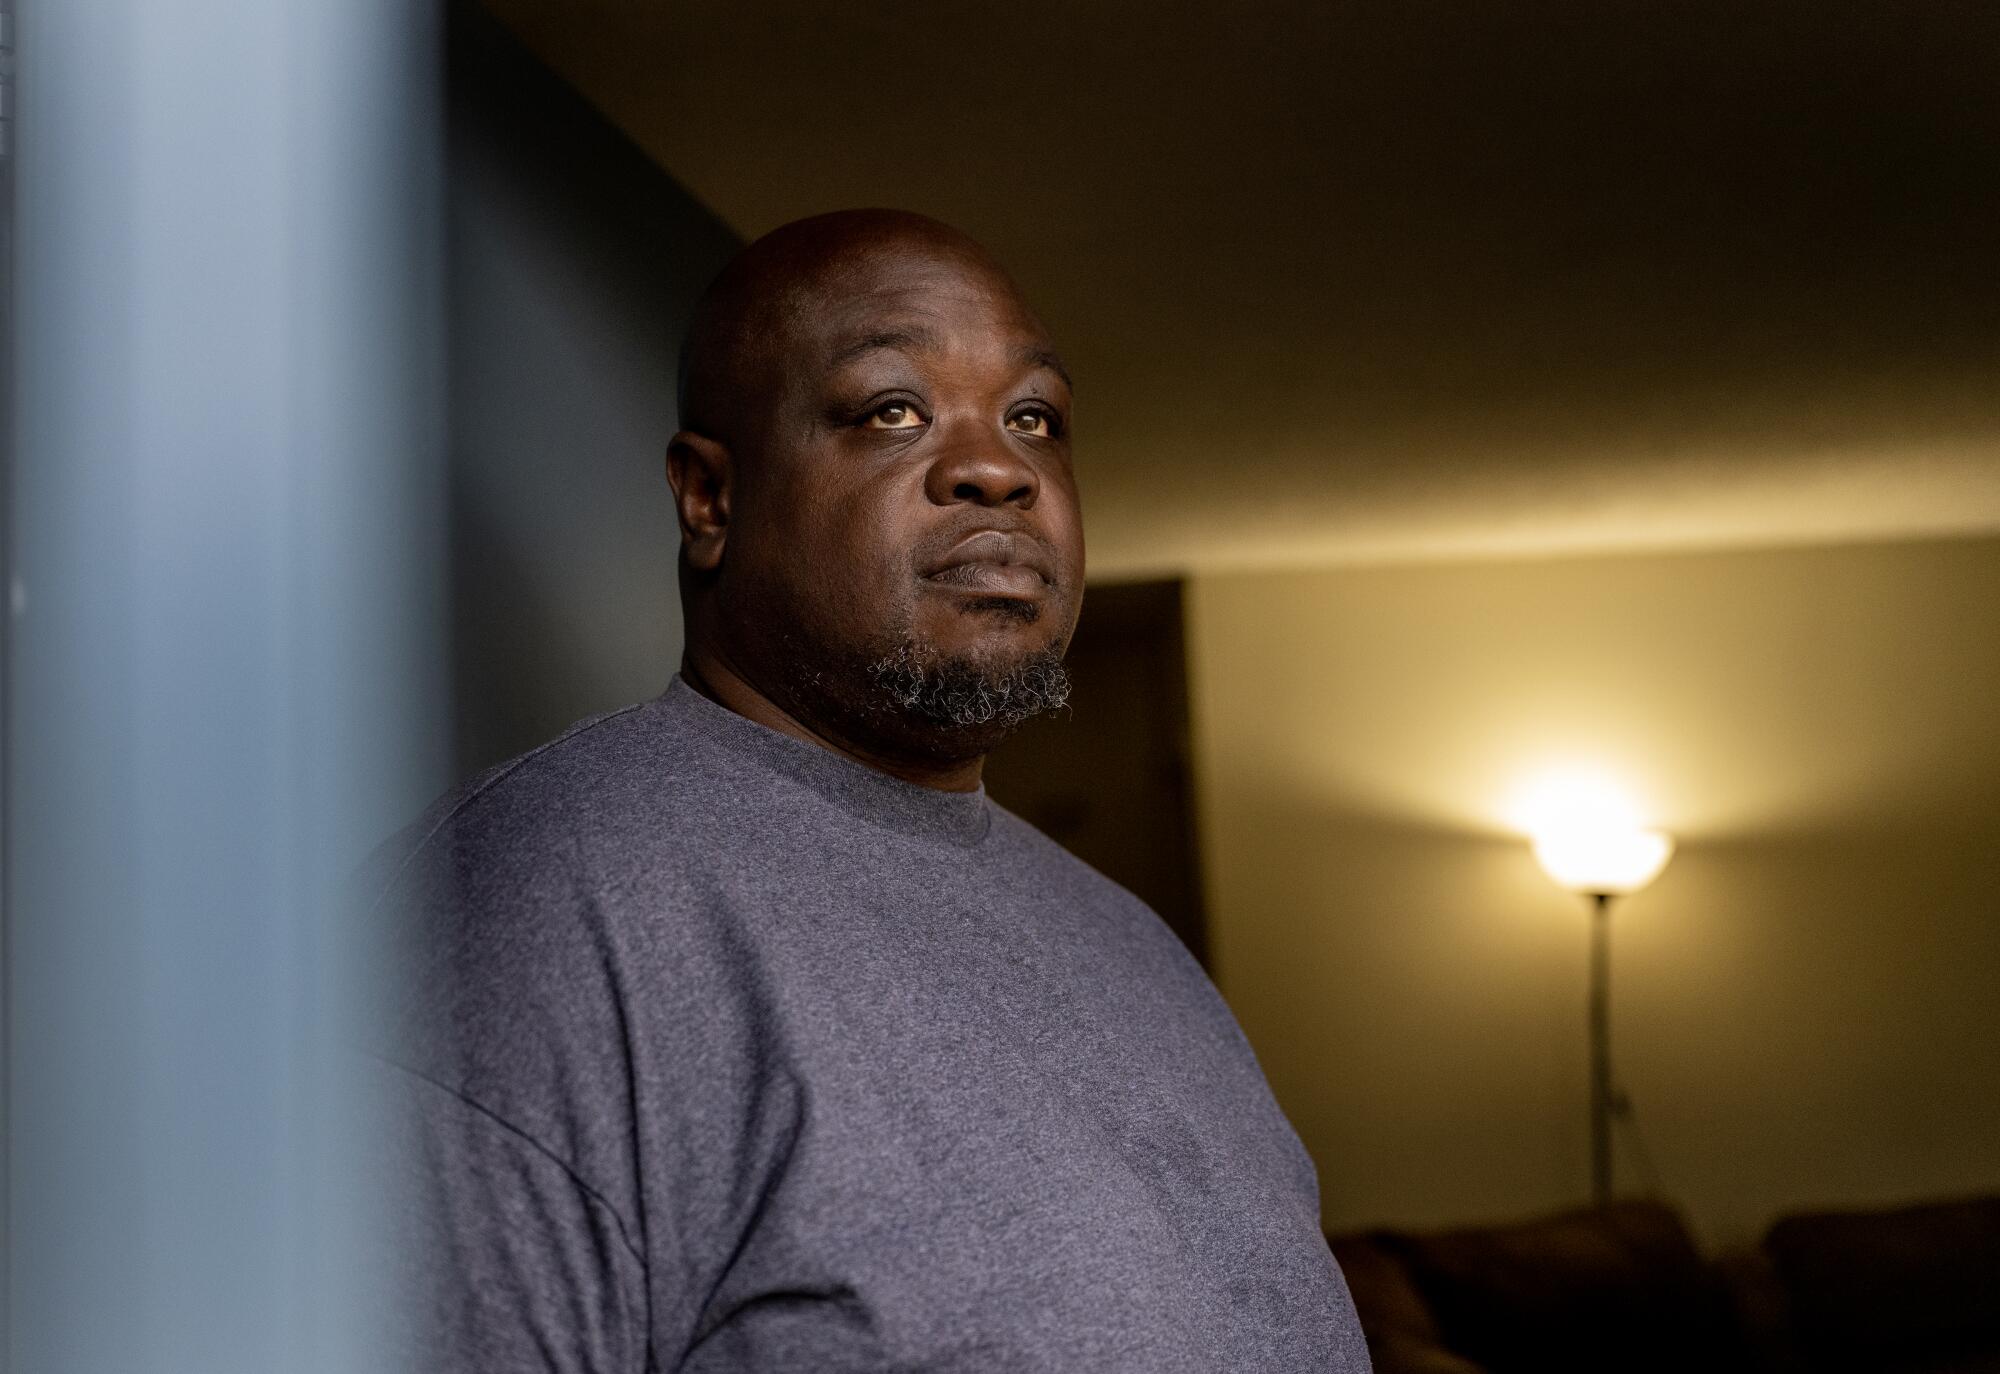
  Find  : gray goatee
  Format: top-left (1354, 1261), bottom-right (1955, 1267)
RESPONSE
top-left (867, 643), bottom-right (1072, 730)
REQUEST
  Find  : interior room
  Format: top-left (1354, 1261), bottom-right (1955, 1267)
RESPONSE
top-left (7, 1), bottom-right (1992, 1369)
top-left (441, 3), bottom-right (1999, 1369)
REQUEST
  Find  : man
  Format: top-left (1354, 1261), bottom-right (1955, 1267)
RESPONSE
top-left (375, 209), bottom-right (1369, 1371)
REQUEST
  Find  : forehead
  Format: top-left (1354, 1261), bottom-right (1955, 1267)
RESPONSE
top-left (787, 245), bottom-right (1054, 370)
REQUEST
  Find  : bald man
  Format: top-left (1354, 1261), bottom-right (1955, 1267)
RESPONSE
top-left (373, 211), bottom-right (1370, 1372)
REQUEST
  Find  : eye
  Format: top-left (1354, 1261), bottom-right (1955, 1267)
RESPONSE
top-left (1006, 406), bottom-right (1058, 439)
top-left (863, 400), bottom-right (926, 430)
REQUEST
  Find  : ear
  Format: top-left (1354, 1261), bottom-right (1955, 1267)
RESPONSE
top-left (666, 430), bottom-right (732, 573)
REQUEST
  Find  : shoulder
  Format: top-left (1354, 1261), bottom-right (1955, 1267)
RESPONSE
top-left (372, 689), bottom-right (787, 914)
top-left (983, 802), bottom-right (1208, 982)
top-left (360, 696), bottom-right (715, 1074)
top-left (399, 697), bottom-right (696, 863)
top-left (985, 803), bottom-right (1141, 908)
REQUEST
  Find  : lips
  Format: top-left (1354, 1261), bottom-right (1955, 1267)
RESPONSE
top-left (922, 529), bottom-right (1056, 596)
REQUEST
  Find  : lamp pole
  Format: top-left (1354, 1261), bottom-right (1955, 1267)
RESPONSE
top-left (1525, 799), bottom-right (1670, 1207)
top-left (1588, 891), bottom-right (1615, 1207)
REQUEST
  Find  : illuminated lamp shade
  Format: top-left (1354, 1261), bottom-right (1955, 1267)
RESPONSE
top-left (1531, 824), bottom-right (1674, 896)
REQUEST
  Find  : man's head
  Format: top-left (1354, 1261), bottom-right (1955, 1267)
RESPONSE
top-left (667, 209), bottom-right (1085, 773)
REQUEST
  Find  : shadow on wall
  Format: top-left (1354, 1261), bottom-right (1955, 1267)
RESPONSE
top-left (446, 3), bottom-right (741, 778)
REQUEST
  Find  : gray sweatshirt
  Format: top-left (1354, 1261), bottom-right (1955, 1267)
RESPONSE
top-left (369, 675), bottom-right (1369, 1372)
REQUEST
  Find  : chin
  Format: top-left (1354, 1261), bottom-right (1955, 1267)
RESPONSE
top-left (912, 588), bottom-right (1070, 662)
top-left (959, 595), bottom-right (1043, 624)
top-left (864, 632), bottom-right (1073, 738)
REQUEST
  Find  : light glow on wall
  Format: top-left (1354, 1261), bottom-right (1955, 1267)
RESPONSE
top-left (1505, 764), bottom-right (1653, 836)
top-left (1507, 765), bottom-right (1674, 895)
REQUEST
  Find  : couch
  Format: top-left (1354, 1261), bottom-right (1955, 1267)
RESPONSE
top-left (1328, 1195), bottom-right (2000, 1374)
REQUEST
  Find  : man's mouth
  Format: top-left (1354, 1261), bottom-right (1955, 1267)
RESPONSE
top-left (921, 529), bottom-right (1056, 599)
top-left (926, 562), bottom-right (1047, 596)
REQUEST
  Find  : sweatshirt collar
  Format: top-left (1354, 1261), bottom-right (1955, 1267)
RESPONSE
top-left (661, 675), bottom-right (993, 847)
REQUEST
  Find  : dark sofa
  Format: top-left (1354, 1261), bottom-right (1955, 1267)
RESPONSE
top-left (1328, 1195), bottom-right (2000, 1374)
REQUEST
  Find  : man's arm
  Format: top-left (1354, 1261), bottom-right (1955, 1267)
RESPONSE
top-left (378, 1062), bottom-right (651, 1374)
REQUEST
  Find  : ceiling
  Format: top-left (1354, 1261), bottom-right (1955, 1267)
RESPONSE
top-left (482, 0), bottom-right (2000, 576)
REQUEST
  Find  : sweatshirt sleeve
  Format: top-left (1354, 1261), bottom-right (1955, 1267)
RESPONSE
top-left (382, 1062), bottom-right (651, 1374)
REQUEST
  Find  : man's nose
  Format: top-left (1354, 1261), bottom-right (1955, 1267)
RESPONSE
top-left (923, 418), bottom-right (1040, 509)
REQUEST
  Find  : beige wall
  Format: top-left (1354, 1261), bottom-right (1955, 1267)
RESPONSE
top-left (1185, 535), bottom-right (2000, 1249)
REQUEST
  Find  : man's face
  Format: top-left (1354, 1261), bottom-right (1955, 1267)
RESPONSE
top-left (723, 242), bottom-right (1086, 748)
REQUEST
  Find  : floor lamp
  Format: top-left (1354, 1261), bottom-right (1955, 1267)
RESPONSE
top-left (1531, 823), bottom-right (1673, 1207)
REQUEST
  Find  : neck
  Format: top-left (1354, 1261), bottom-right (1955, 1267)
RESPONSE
top-left (680, 645), bottom-right (986, 793)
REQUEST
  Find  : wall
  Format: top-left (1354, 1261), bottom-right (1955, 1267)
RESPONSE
top-left (446, 6), bottom-right (739, 776)
top-left (1186, 535), bottom-right (2000, 1248)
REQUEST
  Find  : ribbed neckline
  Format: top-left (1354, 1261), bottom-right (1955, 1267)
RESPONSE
top-left (659, 675), bottom-right (993, 848)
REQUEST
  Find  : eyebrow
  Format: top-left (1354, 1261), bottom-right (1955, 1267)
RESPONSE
top-left (826, 326), bottom-right (1074, 391)
top-left (1018, 345), bottom-right (1074, 392)
top-left (827, 326), bottom-right (940, 369)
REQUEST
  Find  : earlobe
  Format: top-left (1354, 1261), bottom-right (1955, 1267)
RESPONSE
top-left (666, 430), bottom-right (732, 573)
